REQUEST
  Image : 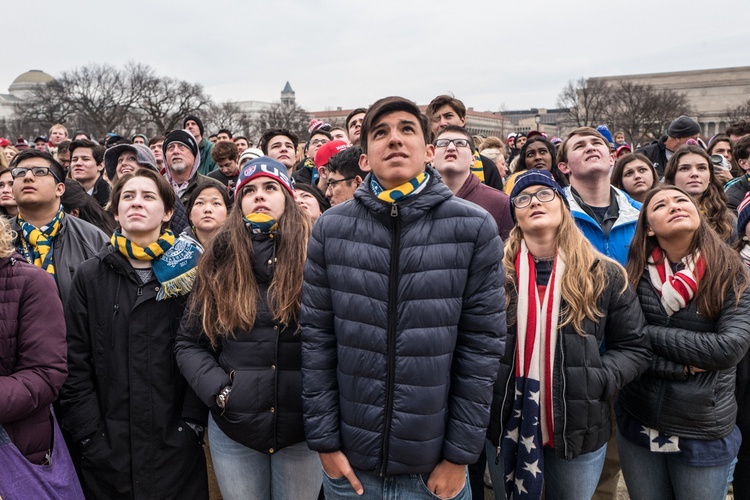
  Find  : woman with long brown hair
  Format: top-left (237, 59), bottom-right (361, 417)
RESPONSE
top-left (610, 153), bottom-right (659, 204)
top-left (487, 170), bottom-right (649, 500)
top-left (663, 144), bottom-right (735, 241)
top-left (618, 185), bottom-right (750, 500)
top-left (175, 157), bottom-right (320, 499)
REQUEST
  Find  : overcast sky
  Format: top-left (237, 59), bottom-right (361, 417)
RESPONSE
top-left (3, 0), bottom-right (748, 113)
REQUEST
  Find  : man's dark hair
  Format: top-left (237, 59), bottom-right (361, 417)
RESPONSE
top-left (233, 135), bottom-right (250, 145)
top-left (726, 120), bottom-right (750, 138)
top-left (69, 139), bottom-right (106, 165)
top-left (259, 128), bottom-right (300, 154)
top-left (360, 96), bottom-right (429, 154)
top-left (435, 125), bottom-right (474, 148)
top-left (58, 140), bottom-right (72, 155)
top-left (9, 149), bottom-right (66, 182)
top-left (327, 146), bottom-right (365, 179)
top-left (426, 95), bottom-right (467, 121)
top-left (734, 136), bottom-right (750, 162)
top-left (346, 108), bottom-right (367, 130)
top-left (212, 140), bottom-right (239, 163)
top-left (208, 134), bottom-right (218, 140)
top-left (149, 135), bottom-right (165, 147)
top-left (217, 128), bottom-right (233, 139)
top-left (305, 130), bottom-right (334, 153)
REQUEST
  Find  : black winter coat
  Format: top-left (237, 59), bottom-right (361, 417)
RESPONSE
top-left (725, 175), bottom-right (750, 212)
top-left (488, 259), bottom-right (650, 459)
top-left (175, 233), bottom-right (306, 454)
top-left (618, 273), bottom-right (750, 440)
top-left (637, 137), bottom-right (669, 178)
top-left (301, 168), bottom-right (507, 476)
top-left (59, 247), bottom-right (207, 499)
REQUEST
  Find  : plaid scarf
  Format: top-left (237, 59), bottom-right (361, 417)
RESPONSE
top-left (243, 213), bottom-right (278, 234)
top-left (370, 172), bottom-right (429, 203)
top-left (471, 150), bottom-right (486, 183)
top-left (111, 229), bottom-right (200, 300)
top-left (503, 241), bottom-right (564, 500)
top-left (647, 247), bottom-right (705, 316)
top-left (17, 207), bottom-right (65, 275)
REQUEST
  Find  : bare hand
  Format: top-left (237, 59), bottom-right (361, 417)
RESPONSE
top-left (690, 365), bottom-right (707, 373)
top-left (320, 451), bottom-right (363, 495)
top-left (426, 460), bottom-right (466, 499)
top-left (714, 169), bottom-right (733, 186)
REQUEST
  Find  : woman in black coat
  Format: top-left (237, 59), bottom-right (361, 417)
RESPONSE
top-left (620, 185), bottom-right (750, 500)
top-left (175, 157), bottom-right (320, 499)
top-left (59, 169), bottom-right (207, 499)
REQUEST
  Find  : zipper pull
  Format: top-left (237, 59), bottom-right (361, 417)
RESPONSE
top-left (391, 203), bottom-right (398, 217)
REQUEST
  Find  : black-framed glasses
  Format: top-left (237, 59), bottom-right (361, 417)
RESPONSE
top-left (11, 166), bottom-right (61, 182)
top-left (434, 138), bottom-right (472, 149)
top-left (512, 188), bottom-right (557, 208)
top-left (309, 139), bottom-right (329, 146)
top-left (326, 176), bottom-right (355, 189)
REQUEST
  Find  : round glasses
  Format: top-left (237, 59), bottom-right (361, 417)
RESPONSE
top-left (511, 188), bottom-right (557, 209)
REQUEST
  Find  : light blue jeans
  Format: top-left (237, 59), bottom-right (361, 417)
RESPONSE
top-left (321, 466), bottom-right (471, 499)
top-left (617, 431), bottom-right (736, 500)
top-left (208, 415), bottom-right (322, 499)
top-left (485, 439), bottom-right (606, 500)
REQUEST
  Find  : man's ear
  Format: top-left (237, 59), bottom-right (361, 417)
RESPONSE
top-left (359, 153), bottom-right (369, 172)
top-left (557, 162), bottom-right (570, 175)
top-left (354, 175), bottom-right (363, 186)
top-left (424, 144), bottom-right (435, 165)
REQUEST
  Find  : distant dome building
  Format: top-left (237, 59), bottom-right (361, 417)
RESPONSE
top-left (0, 69), bottom-right (56, 120)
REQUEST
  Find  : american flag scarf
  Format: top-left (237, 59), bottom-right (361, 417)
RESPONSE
top-left (503, 241), bottom-right (564, 499)
top-left (647, 247), bottom-right (705, 316)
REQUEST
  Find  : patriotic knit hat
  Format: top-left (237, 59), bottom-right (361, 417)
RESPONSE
top-left (509, 169), bottom-right (569, 222)
top-left (737, 192), bottom-right (750, 236)
top-left (235, 156), bottom-right (294, 199)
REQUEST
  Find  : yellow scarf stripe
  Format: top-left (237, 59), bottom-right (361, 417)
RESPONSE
top-left (18, 208), bottom-right (65, 275)
top-left (110, 230), bottom-right (176, 261)
top-left (471, 150), bottom-right (486, 183)
top-left (374, 172), bottom-right (429, 203)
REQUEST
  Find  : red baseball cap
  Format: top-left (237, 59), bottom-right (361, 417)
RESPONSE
top-left (314, 140), bottom-right (349, 168)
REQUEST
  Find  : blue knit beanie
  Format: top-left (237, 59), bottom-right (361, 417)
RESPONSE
top-left (509, 170), bottom-right (569, 221)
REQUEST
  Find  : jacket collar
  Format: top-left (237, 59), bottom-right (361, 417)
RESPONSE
top-left (564, 185), bottom-right (641, 230)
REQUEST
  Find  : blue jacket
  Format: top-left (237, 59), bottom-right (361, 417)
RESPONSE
top-left (301, 168), bottom-right (506, 475)
top-left (563, 186), bottom-right (641, 265)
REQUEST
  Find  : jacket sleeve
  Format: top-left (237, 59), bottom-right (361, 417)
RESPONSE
top-left (648, 287), bottom-right (750, 371)
top-left (600, 264), bottom-right (651, 398)
top-left (58, 267), bottom-right (102, 443)
top-left (443, 215), bottom-right (506, 465)
top-left (174, 299), bottom-right (232, 411)
top-left (647, 355), bottom-right (690, 381)
top-left (300, 218), bottom-right (341, 453)
top-left (0, 269), bottom-right (67, 423)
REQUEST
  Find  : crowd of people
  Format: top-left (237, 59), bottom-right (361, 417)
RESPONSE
top-left (2, 94), bottom-right (750, 500)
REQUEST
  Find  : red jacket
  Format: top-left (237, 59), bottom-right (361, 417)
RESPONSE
top-left (0, 254), bottom-right (67, 464)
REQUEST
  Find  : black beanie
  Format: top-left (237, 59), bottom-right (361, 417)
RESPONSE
top-left (183, 115), bottom-right (205, 137)
top-left (667, 116), bottom-right (701, 139)
top-left (162, 129), bottom-right (199, 159)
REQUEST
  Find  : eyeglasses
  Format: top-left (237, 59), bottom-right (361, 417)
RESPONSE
top-left (434, 138), bottom-right (472, 149)
top-left (309, 139), bottom-right (329, 146)
top-left (11, 166), bottom-right (61, 182)
top-left (326, 176), bottom-right (355, 189)
top-left (512, 188), bottom-right (557, 208)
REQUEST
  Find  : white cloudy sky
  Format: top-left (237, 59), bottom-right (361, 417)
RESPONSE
top-left (3, 0), bottom-right (747, 113)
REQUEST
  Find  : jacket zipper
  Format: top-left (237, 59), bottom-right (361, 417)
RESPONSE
top-left (379, 202), bottom-right (401, 476)
top-left (559, 325), bottom-right (570, 459)
top-left (496, 348), bottom-right (517, 464)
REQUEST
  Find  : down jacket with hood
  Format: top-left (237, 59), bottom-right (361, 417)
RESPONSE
top-left (618, 273), bottom-right (750, 440)
top-left (301, 167), bottom-right (507, 476)
top-left (488, 259), bottom-right (650, 460)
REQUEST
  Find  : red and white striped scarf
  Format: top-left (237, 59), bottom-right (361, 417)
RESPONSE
top-left (647, 247), bottom-right (705, 316)
top-left (515, 241), bottom-right (564, 445)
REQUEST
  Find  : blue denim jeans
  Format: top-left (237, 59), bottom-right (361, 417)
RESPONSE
top-left (321, 466), bottom-right (471, 500)
top-left (485, 439), bottom-right (606, 500)
top-left (208, 415), bottom-right (322, 499)
top-left (617, 431), bottom-right (736, 500)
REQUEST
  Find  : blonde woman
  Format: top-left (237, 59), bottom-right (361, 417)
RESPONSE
top-left (487, 170), bottom-right (650, 499)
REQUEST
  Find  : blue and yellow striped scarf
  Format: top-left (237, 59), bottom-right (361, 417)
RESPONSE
top-left (244, 213), bottom-right (278, 234)
top-left (370, 171), bottom-right (430, 203)
top-left (471, 150), bottom-right (486, 183)
top-left (111, 229), bottom-right (175, 260)
top-left (18, 207), bottom-right (65, 275)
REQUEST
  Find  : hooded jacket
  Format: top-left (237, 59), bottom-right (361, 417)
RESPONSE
top-left (164, 144), bottom-right (223, 206)
top-left (301, 167), bottom-right (506, 475)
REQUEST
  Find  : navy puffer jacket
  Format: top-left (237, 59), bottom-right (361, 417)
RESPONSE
top-left (618, 273), bottom-right (750, 439)
top-left (301, 168), bottom-right (506, 476)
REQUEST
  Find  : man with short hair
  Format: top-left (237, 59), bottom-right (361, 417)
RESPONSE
top-left (183, 115), bottom-right (217, 175)
top-left (293, 129), bottom-right (332, 186)
top-left (556, 126), bottom-right (641, 500)
top-left (34, 136), bottom-right (49, 152)
top-left (329, 126), bottom-right (350, 145)
top-left (302, 96), bottom-right (506, 499)
top-left (726, 120), bottom-right (750, 143)
top-left (149, 135), bottom-right (165, 172)
top-left (9, 149), bottom-right (107, 305)
top-left (345, 108), bottom-right (366, 146)
top-left (215, 129), bottom-right (232, 142)
top-left (426, 95), bottom-right (504, 191)
top-left (433, 125), bottom-right (513, 240)
top-left (57, 140), bottom-right (72, 173)
top-left (163, 129), bottom-right (224, 205)
top-left (69, 139), bottom-right (110, 207)
top-left (131, 134), bottom-right (148, 145)
top-left (637, 115), bottom-right (701, 177)
top-left (233, 136), bottom-right (250, 155)
top-left (324, 146), bottom-right (364, 206)
top-left (725, 136), bottom-right (750, 211)
top-left (48, 124), bottom-right (68, 148)
top-left (259, 128), bottom-right (299, 177)
top-left (208, 140), bottom-right (240, 193)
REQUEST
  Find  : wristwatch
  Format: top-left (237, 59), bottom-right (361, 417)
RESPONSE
top-left (216, 385), bottom-right (232, 409)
